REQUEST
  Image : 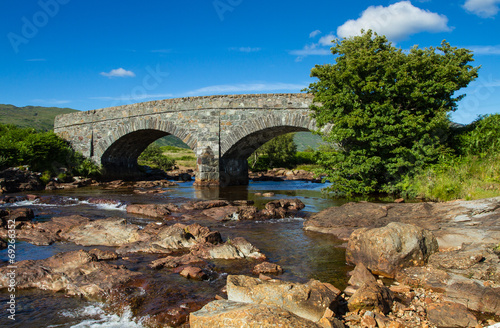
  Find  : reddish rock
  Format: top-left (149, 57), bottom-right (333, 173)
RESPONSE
top-left (227, 275), bottom-right (341, 323)
top-left (126, 204), bottom-right (176, 218)
top-left (347, 281), bottom-right (394, 314)
top-left (179, 266), bottom-right (208, 280)
top-left (253, 262), bottom-right (283, 275)
top-left (346, 222), bottom-right (438, 278)
top-left (190, 300), bottom-right (323, 328)
top-left (348, 263), bottom-right (377, 288)
top-left (427, 301), bottom-right (478, 328)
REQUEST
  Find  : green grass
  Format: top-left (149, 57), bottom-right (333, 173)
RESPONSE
top-left (404, 152), bottom-right (500, 201)
top-left (0, 104), bottom-right (78, 130)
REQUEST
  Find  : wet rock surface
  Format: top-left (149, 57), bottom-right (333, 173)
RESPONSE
top-left (0, 168), bottom-right (44, 193)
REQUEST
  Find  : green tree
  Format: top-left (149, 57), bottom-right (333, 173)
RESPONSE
top-left (250, 133), bottom-right (298, 170)
top-left (306, 30), bottom-right (479, 195)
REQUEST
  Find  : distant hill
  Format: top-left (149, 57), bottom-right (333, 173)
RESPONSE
top-left (154, 135), bottom-right (191, 149)
top-left (0, 104), bottom-right (78, 130)
top-left (294, 132), bottom-right (325, 151)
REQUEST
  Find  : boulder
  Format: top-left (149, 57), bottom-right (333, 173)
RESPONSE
top-left (346, 222), bottom-right (438, 278)
top-left (226, 275), bottom-right (341, 322)
top-left (0, 215), bottom-right (90, 246)
top-left (253, 262), bottom-right (283, 275)
top-left (347, 281), bottom-right (394, 314)
top-left (426, 301), bottom-right (479, 328)
top-left (0, 249), bottom-right (139, 299)
top-left (126, 203), bottom-right (178, 218)
top-left (348, 263), bottom-right (377, 288)
top-left (0, 168), bottom-right (44, 193)
top-left (61, 217), bottom-right (144, 246)
top-left (190, 300), bottom-right (323, 328)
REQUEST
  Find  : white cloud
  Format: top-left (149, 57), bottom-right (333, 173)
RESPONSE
top-left (289, 44), bottom-right (331, 57)
top-left (463, 0), bottom-right (500, 17)
top-left (185, 83), bottom-right (307, 96)
top-left (32, 99), bottom-right (71, 105)
top-left (100, 68), bottom-right (136, 78)
top-left (229, 47), bottom-right (261, 52)
top-left (468, 45), bottom-right (500, 55)
top-left (309, 30), bottom-right (321, 38)
top-left (318, 33), bottom-right (336, 46)
top-left (337, 1), bottom-right (451, 41)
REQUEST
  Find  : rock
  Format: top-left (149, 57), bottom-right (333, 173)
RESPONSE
top-left (149, 254), bottom-right (205, 269)
top-left (347, 281), bottom-right (394, 314)
top-left (182, 200), bottom-right (230, 211)
top-left (0, 215), bottom-right (90, 246)
top-left (61, 217), bottom-right (143, 246)
top-left (0, 168), bottom-right (44, 193)
top-left (0, 208), bottom-right (34, 229)
top-left (0, 239), bottom-right (7, 249)
top-left (348, 263), bottom-right (377, 288)
top-left (346, 222), bottom-right (438, 278)
top-left (126, 203), bottom-right (178, 218)
top-left (361, 312), bottom-right (377, 328)
top-left (0, 249), bottom-right (139, 299)
top-left (397, 266), bottom-right (500, 315)
top-left (190, 300), bottom-right (323, 328)
top-left (427, 244), bottom-right (500, 283)
top-left (226, 275), bottom-right (341, 322)
top-left (179, 266), bottom-right (208, 280)
top-left (304, 197), bottom-right (500, 250)
top-left (427, 301), bottom-right (479, 327)
top-left (253, 262), bottom-right (283, 275)
top-left (262, 192), bottom-right (275, 197)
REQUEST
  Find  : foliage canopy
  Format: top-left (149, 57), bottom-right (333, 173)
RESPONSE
top-left (306, 30), bottom-right (479, 195)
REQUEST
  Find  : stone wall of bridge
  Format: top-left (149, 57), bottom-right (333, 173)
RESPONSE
top-left (54, 93), bottom-right (320, 186)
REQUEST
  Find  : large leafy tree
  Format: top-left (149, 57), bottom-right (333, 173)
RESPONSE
top-left (307, 30), bottom-right (479, 195)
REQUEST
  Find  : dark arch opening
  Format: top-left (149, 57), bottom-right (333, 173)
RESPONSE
top-left (101, 129), bottom-right (170, 178)
top-left (220, 126), bottom-right (310, 186)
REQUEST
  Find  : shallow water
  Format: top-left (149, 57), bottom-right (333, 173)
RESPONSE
top-left (0, 180), bottom-right (353, 327)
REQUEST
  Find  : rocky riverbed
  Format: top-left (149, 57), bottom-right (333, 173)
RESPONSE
top-left (1, 173), bottom-right (499, 327)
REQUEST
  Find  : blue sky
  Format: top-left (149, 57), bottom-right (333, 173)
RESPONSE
top-left (1, 0), bottom-right (499, 123)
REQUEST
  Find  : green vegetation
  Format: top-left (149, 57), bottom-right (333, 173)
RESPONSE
top-left (0, 104), bottom-right (78, 130)
top-left (154, 135), bottom-right (190, 149)
top-left (249, 133), bottom-right (318, 171)
top-left (0, 123), bottom-right (100, 178)
top-left (306, 30), bottom-right (479, 196)
top-left (403, 114), bottom-right (500, 201)
top-left (138, 144), bottom-right (176, 171)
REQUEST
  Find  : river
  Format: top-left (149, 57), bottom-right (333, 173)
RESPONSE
top-left (0, 180), bottom-right (353, 327)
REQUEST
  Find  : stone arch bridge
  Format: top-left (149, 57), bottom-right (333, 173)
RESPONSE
top-left (54, 93), bottom-right (322, 186)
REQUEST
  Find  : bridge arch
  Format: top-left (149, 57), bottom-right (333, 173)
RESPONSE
top-left (94, 118), bottom-right (196, 178)
top-left (219, 113), bottom-right (319, 185)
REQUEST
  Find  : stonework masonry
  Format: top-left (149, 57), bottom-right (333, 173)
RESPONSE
top-left (54, 93), bottom-right (321, 186)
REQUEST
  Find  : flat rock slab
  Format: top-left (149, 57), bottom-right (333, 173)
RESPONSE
top-left (226, 275), bottom-right (341, 323)
top-left (304, 197), bottom-right (500, 249)
top-left (190, 300), bottom-right (323, 328)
